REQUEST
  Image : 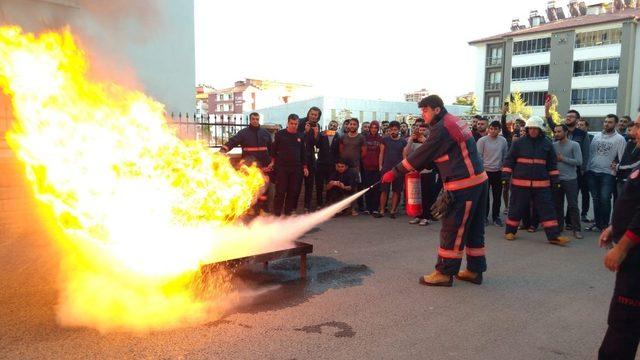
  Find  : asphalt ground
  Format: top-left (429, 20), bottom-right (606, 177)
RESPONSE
top-left (0, 201), bottom-right (622, 360)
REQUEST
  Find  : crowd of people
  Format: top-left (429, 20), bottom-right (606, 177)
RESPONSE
top-left (222, 99), bottom-right (638, 242)
top-left (222, 95), bottom-right (640, 357)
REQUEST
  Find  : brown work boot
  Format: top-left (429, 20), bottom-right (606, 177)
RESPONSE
top-left (419, 271), bottom-right (453, 287)
top-left (505, 233), bottom-right (516, 241)
top-left (549, 236), bottom-right (570, 246)
top-left (456, 269), bottom-right (483, 285)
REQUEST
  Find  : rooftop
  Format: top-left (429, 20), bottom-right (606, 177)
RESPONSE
top-left (469, 7), bottom-right (640, 45)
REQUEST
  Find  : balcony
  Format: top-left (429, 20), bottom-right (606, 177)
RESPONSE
top-left (486, 57), bottom-right (502, 67)
top-left (485, 82), bottom-right (502, 91)
top-left (483, 106), bottom-right (502, 114)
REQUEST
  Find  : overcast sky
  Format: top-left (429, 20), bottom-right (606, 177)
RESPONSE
top-left (194, 0), bottom-right (548, 103)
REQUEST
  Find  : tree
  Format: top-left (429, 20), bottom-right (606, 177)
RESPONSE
top-left (504, 89), bottom-right (532, 120)
top-left (454, 94), bottom-right (479, 116)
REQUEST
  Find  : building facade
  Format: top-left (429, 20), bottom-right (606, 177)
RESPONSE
top-left (404, 88), bottom-right (431, 102)
top-left (250, 96), bottom-right (470, 129)
top-left (470, 4), bottom-right (640, 127)
top-left (207, 79), bottom-right (314, 123)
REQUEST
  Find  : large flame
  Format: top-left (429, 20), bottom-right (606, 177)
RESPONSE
top-left (0, 26), bottom-right (275, 332)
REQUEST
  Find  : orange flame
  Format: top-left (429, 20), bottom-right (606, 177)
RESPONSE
top-left (0, 26), bottom-right (270, 332)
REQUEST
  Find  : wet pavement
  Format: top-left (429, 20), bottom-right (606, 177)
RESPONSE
top-left (0, 208), bottom-right (617, 359)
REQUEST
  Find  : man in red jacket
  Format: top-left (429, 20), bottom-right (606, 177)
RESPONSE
top-left (382, 95), bottom-right (488, 287)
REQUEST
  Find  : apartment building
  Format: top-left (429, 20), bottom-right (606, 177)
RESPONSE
top-left (470, 1), bottom-right (640, 127)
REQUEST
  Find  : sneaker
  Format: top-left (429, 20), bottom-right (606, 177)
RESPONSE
top-left (362, 210), bottom-right (371, 215)
top-left (372, 212), bottom-right (384, 218)
top-left (503, 208), bottom-right (508, 215)
top-left (549, 236), bottom-right (570, 246)
top-left (505, 233), bottom-right (516, 241)
top-left (351, 209), bottom-right (359, 216)
top-left (389, 213), bottom-right (397, 219)
top-left (527, 227), bottom-right (536, 233)
top-left (493, 218), bottom-right (504, 227)
top-left (418, 219), bottom-right (430, 226)
top-left (587, 224), bottom-right (602, 232)
top-left (409, 217), bottom-right (421, 224)
top-left (581, 215), bottom-right (593, 223)
top-left (573, 231), bottom-right (584, 239)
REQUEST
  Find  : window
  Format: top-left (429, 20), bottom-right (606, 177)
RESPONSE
top-left (512, 65), bottom-right (549, 81)
top-left (485, 71), bottom-right (502, 90)
top-left (573, 57), bottom-right (620, 76)
top-left (520, 91), bottom-right (548, 106)
top-left (571, 87), bottom-right (617, 104)
top-left (575, 28), bottom-right (622, 48)
top-left (513, 37), bottom-right (550, 55)
top-left (484, 96), bottom-right (502, 113)
top-left (486, 45), bottom-right (503, 66)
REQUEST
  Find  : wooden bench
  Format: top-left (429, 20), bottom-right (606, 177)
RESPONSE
top-left (201, 241), bottom-right (313, 278)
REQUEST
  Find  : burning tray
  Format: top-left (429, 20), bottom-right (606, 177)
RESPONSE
top-left (201, 241), bottom-right (313, 278)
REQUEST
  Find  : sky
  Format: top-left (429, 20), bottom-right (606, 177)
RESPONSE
top-left (194, 0), bottom-right (548, 104)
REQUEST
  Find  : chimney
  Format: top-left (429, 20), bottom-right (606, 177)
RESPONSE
top-left (578, 1), bottom-right (588, 15)
top-left (546, 1), bottom-right (558, 21)
top-left (528, 10), bottom-right (545, 26)
top-left (511, 18), bottom-right (521, 31)
top-left (568, 0), bottom-right (581, 16)
top-left (587, 3), bottom-right (605, 15)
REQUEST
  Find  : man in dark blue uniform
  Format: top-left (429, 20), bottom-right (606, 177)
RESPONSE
top-left (598, 114), bottom-right (640, 359)
top-left (271, 114), bottom-right (309, 216)
top-left (221, 112), bottom-right (273, 213)
top-left (502, 116), bottom-right (570, 246)
top-left (382, 95), bottom-right (488, 287)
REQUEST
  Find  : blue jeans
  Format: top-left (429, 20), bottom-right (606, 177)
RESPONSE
top-left (587, 171), bottom-right (616, 229)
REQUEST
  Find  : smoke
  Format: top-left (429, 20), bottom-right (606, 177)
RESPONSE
top-left (215, 187), bottom-right (372, 261)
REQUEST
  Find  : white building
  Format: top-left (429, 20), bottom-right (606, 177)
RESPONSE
top-left (251, 96), bottom-right (471, 128)
top-left (404, 89), bottom-right (431, 103)
top-left (470, 4), bottom-right (640, 128)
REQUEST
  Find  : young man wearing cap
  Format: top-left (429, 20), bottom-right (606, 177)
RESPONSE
top-left (502, 116), bottom-right (570, 246)
top-left (382, 95), bottom-right (488, 286)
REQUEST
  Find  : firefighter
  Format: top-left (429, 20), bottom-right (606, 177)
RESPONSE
top-left (382, 95), bottom-right (488, 287)
top-left (598, 114), bottom-right (640, 359)
top-left (220, 112), bottom-right (273, 213)
top-left (501, 116), bottom-right (570, 246)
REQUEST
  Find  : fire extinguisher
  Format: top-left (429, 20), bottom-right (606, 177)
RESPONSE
top-left (405, 172), bottom-right (422, 217)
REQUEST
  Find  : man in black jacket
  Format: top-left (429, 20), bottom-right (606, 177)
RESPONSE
top-left (297, 107), bottom-right (321, 212)
top-left (614, 114), bottom-right (640, 197)
top-left (221, 112), bottom-right (273, 213)
top-left (315, 120), bottom-right (340, 208)
top-left (598, 114), bottom-right (640, 359)
top-left (271, 114), bottom-right (309, 216)
top-left (545, 100), bottom-right (591, 224)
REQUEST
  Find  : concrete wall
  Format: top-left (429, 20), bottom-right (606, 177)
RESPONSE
top-left (0, 0), bottom-right (195, 240)
top-left (549, 30), bottom-right (576, 116)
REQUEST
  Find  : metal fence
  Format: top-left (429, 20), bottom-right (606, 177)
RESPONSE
top-left (167, 113), bottom-right (249, 148)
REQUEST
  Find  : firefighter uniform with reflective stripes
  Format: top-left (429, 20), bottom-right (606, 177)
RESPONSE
top-left (392, 109), bottom-right (488, 277)
top-left (502, 131), bottom-right (562, 242)
top-left (599, 166), bottom-right (640, 359)
top-left (222, 125), bottom-right (273, 212)
top-left (221, 126), bottom-right (273, 168)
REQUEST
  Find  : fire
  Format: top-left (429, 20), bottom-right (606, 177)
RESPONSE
top-left (0, 26), bottom-right (270, 332)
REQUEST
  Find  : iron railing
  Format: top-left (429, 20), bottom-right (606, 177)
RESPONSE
top-left (167, 113), bottom-right (249, 148)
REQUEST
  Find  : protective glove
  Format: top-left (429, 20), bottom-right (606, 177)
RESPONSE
top-left (431, 190), bottom-right (455, 220)
top-left (381, 170), bottom-right (396, 183)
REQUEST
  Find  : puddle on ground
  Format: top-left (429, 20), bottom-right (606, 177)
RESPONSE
top-left (213, 256), bottom-right (373, 315)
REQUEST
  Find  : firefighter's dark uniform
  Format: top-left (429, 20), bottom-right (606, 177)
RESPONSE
top-left (502, 132), bottom-right (561, 241)
top-left (271, 129), bottom-right (307, 216)
top-left (599, 165), bottom-right (640, 359)
top-left (392, 109), bottom-right (488, 276)
top-left (222, 125), bottom-right (273, 212)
